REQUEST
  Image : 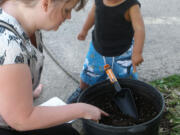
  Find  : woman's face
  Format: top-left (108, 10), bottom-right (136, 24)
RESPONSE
top-left (43, 0), bottom-right (79, 30)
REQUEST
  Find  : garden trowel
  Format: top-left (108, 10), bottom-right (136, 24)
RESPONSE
top-left (104, 64), bottom-right (138, 119)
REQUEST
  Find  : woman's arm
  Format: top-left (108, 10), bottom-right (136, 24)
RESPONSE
top-left (129, 5), bottom-right (145, 72)
top-left (0, 64), bottom-right (108, 131)
top-left (77, 3), bottom-right (96, 40)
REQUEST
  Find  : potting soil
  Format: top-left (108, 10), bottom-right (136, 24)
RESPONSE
top-left (89, 91), bottom-right (158, 126)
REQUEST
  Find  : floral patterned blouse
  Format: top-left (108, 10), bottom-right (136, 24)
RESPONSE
top-left (0, 8), bottom-right (44, 128)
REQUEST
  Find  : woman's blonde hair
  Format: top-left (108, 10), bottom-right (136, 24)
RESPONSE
top-left (71, 0), bottom-right (87, 11)
top-left (0, 0), bottom-right (87, 10)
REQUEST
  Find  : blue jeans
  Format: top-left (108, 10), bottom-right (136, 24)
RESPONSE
top-left (80, 41), bottom-right (138, 86)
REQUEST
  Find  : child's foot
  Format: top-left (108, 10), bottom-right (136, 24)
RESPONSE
top-left (33, 84), bottom-right (43, 99)
top-left (67, 87), bottom-right (83, 104)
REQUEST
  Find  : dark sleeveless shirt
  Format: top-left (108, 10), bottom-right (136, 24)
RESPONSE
top-left (92, 0), bottom-right (140, 56)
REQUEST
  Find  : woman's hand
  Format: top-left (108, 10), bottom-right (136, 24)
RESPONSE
top-left (33, 84), bottom-right (43, 99)
top-left (132, 52), bottom-right (144, 72)
top-left (79, 103), bottom-right (109, 121)
top-left (77, 30), bottom-right (88, 41)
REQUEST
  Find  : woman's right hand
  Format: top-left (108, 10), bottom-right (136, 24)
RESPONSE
top-left (77, 30), bottom-right (88, 41)
top-left (79, 103), bottom-right (109, 121)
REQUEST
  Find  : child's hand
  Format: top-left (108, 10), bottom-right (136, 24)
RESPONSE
top-left (77, 30), bottom-right (87, 41)
top-left (132, 53), bottom-right (144, 72)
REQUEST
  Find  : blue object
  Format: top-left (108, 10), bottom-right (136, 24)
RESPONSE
top-left (80, 41), bottom-right (138, 86)
top-left (67, 87), bottom-right (82, 104)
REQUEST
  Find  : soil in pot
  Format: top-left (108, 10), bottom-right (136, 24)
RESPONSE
top-left (88, 90), bottom-right (158, 127)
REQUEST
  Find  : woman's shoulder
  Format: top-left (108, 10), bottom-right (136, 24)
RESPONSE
top-left (0, 27), bottom-right (29, 65)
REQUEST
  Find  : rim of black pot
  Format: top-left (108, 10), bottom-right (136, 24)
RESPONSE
top-left (78, 78), bottom-right (165, 130)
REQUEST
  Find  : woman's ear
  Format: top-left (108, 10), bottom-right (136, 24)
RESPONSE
top-left (41, 0), bottom-right (51, 12)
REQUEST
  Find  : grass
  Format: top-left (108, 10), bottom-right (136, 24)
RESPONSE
top-left (150, 74), bottom-right (180, 135)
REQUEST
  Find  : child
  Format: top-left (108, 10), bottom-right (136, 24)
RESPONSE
top-left (67, 0), bottom-right (145, 103)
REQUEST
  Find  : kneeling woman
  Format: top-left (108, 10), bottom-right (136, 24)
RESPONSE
top-left (0, 0), bottom-right (108, 135)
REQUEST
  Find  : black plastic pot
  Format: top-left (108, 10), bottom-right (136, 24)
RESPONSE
top-left (78, 79), bottom-right (165, 135)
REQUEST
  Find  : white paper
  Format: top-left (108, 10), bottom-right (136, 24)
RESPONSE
top-left (39, 97), bottom-right (74, 123)
top-left (40, 97), bottom-right (66, 107)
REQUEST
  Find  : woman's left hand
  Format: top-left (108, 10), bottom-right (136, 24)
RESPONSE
top-left (33, 84), bottom-right (43, 99)
top-left (132, 52), bottom-right (144, 72)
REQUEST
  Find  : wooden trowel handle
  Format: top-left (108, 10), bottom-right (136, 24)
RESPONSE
top-left (104, 64), bottom-right (117, 83)
top-left (104, 64), bottom-right (122, 92)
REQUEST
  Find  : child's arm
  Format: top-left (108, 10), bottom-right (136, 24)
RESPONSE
top-left (78, 3), bottom-right (96, 40)
top-left (129, 5), bottom-right (145, 72)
